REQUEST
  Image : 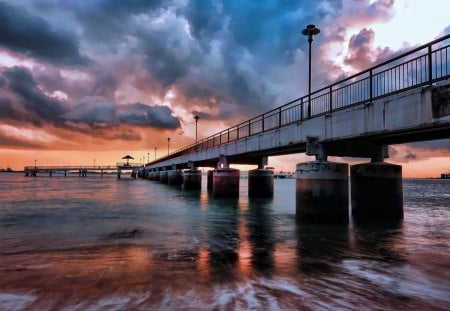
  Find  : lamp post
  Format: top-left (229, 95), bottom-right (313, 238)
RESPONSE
top-left (147, 152), bottom-right (149, 163)
top-left (94, 159), bottom-right (96, 167)
top-left (34, 159), bottom-right (37, 169)
top-left (154, 147), bottom-right (157, 160)
top-left (301, 24), bottom-right (320, 118)
top-left (167, 137), bottom-right (170, 156)
top-left (194, 115), bottom-right (199, 143)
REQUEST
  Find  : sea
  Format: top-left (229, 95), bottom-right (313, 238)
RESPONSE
top-left (0, 172), bottom-right (449, 310)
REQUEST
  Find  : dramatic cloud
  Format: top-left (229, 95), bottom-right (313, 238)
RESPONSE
top-left (0, 1), bottom-right (89, 65)
top-left (0, 66), bottom-right (181, 145)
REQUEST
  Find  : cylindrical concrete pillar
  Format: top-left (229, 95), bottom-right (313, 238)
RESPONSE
top-left (153, 171), bottom-right (160, 181)
top-left (168, 170), bottom-right (183, 185)
top-left (248, 169), bottom-right (274, 198)
top-left (160, 170), bottom-right (168, 183)
top-left (207, 170), bottom-right (214, 192)
top-left (213, 168), bottom-right (240, 197)
top-left (351, 162), bottom-right (403, 222)
top-left (296, 161), bottom-right (349, 224)
top-left (183, 169), bottom-right (202, 190)
top-left (148, 171), bottom-right (154, 180)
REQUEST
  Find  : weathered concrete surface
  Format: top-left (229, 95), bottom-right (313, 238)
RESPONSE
top-left (296, 161), bottom-right (349, 224)
top-left (168, 170), bottom-right (183, 185)
top-left (183, 169), bottom-right (202, 190)
top-left (351, 162), bottom-right (403, 222)
top-left (207, 170), bottom-right (214, 192)
top-left (213, 168), bottom-right (240, 197)
top-left (248, 169), bottom-right (274, 198)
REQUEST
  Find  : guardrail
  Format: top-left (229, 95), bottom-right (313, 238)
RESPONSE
top-left (151, 35), bottom-right (450, 165)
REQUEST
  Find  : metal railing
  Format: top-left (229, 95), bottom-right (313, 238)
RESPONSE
top-left (152, 35), bottom-right (450, 165)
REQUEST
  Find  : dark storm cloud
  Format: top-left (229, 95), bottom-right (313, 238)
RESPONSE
top-left (0, 1), bottom-right (89, 65)
top-left (0, 67), bottom-right (181, 132)
top-left (1, 67), bottom-right (68, 126)
top-left (118, 103), bottom-right (180, 129)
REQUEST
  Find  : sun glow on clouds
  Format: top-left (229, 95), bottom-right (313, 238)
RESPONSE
top-left (0, 125), bottom-right (58, 143)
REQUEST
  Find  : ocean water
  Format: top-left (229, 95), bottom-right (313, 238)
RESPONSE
top-left (0, 173), bottom-right (449, 310)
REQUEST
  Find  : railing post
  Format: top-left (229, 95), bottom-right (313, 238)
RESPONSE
top-left (228, 130), bottom-right (230, 143)
top-left (369, 69), bottom-right (373, 102)
top-left (261, 115), bottom-right (265, 133)
top-left (329, 86), bottom-right (333, 113)
top-left (248, 120), bottom-right (251, 136)
top-left (278, 107), bottom-right (282, 126)
top-left (428, 45), bottom-right (433, 85)
top-left (308, 94), bottom-right (311, 118)
top-left (300, 98), bottom-right (304, 121)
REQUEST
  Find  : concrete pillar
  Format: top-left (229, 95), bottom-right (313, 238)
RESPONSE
top-left (25, 170), bottom-right (29, 177)
top-left (160, 170), bottom-right (168, 183)
top-left (296, 161), bottom-right (349, 224)
top-left (117, 169), bottom-right (121, 179)
top-left (64, 171), bottom-right (67, 177)
top-left (153, 171), bottom-right (160, 181)
top-left (213, 168), bottom-right (240, 197)
top-left (351, 162), bottom-right (403, 222)
top-left (183, 169), bottom-right (202, 190)
top-left (168, 170), bottom-right (183, 185)
top-left (49, 170), bottom-right (52, 177)
top-left (207, 170), bottom-right (214, 192)
top-left (248, 169), bottom-right (274, 198)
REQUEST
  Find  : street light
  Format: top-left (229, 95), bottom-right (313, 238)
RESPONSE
top-left (147, 152), bottom-right (150, 163)
top-left (154, 147), bottom-right (157, 160)
top-left (94, 159), bottom-right (96, 167)
top-left (167, 137), bottom-right (170, 156)
top-left (301, 24), bottom-right (320, 118)
top-left (194, 115), bottom-right (199, 143)
top-left (34, 159), bottom-right (37, 169)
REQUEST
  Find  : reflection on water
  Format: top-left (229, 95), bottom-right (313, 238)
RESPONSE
top-left (0, 174), bottom-right (449, 310)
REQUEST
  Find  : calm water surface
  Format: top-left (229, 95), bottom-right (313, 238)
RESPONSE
top-left (0, 173), bottom-right (449, 310)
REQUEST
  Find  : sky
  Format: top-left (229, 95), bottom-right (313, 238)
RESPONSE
top-left (0, 0), bottom-right (449, 177)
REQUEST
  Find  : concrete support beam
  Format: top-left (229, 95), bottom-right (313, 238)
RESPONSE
top-left (153, 170), bottom-right (160, 181)
top-left (207, 170), bottom-right (214, 192)
top-left (296, 161), bottom-right (349, 223)
top-left (183, 169), bottom-right (202, 190)
top-left (351, 162), bottom-right (403, 223)
top-left (168, 170), bottom-right (183, 185)
top-left (212, 168), bottom-right (240, 197)
top-left (160, 170), bottom-right (168, 183)
top-left (248, 169), bottom-right (274, 198)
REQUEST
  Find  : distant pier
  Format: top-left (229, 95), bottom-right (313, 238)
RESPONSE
top-left (24, 163), bottom-right (143, 179)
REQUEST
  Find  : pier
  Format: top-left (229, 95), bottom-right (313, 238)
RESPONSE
top-left (141, 35), bottom-right (450, 224)
top-left (24, 163), bottom-right (142, 179)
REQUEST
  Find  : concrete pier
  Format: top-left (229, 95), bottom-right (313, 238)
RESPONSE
top-left (160, 170), bottom-right (168, 183)
top-left (168, 170), bottom-right (183, 185)
top-left (207, 170), bottom-right (214, 192)
top-left (212, 168), bottom-right (240, 197)
top-left (351, 162), bottom-right (403, 222)
top-left (296, 161), bottom-right (349, 223)
top-left (153, 171), bottom-right (160, 181)
top-left (183, 169), bottom-right (202, 190)
top-left (248, 169), bottom-right (274, 198)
